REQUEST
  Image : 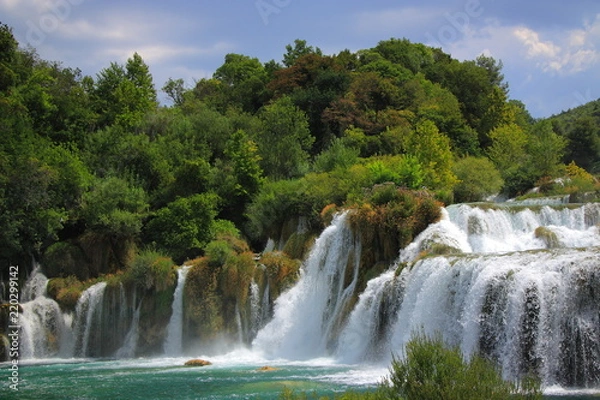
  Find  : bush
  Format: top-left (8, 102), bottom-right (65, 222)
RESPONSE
top-left (383, 334), bottom-right (543, 400)
top-left (47, 276), bottom-right (85, 311)
top-left (125, 250), bottom-right (175, 292)
top-left (261, 251), bottom-right (301, 298)
top-left (452, 156), bottom-right (504, 203)
top-left (144, 193), bottom-right (220, 263)
top-left (349, 187), bottom-right (442, 266)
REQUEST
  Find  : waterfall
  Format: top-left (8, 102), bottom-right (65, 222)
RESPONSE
top-left (249, 280), bottom-right (262, 339)
top-left (72, 282), bottom-right (107, 357)
top-left (21, 265), bottom-right (49, 302)
top-left (163, 266), bottom-right (191, 356)
top-left (115, 300), bottom-right (142, 359)
top-left (334, 202), bottom-right (600, 387)
top-left (20, 297), bottom-right (67, 359)
top-left (253, 212), bottom-right (361, 359)
top-left (19, 267), bottom-right (68, 359)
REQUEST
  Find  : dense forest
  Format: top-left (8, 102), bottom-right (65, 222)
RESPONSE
top-left (1, 21), bottom-right (599, 287)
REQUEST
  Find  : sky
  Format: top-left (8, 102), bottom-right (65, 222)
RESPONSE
top-left (1, 0), bottom-right (599, 118)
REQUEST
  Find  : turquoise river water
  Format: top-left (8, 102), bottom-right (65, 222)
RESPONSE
top-left (3, 353), bottom-right (599, 399)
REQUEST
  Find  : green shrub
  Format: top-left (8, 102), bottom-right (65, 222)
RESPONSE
top-left (47, 276), bottom-right (85, 311)
top-left (125, 250), bottom-right (175, 291)
top-left (261, 251), bottom-right (301, 298)
top-left (349, 187), bottom-right (442, 267)
top-left (144, 193), bottom-right (219, 263)
top-left (383, 334), bottom-right (543, 400)
top-left (452, 156), bottom-right (504, 203)
top-left (205, 239), bottom-right (234, 267)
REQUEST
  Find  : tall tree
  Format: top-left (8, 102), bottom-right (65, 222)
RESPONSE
top-left (256, 96), bottom-right (313, 179)
top-left (213, 53), bottom-right (269, 113)
top-left (527, 120), bottom-right (567, 179)
top-left (282, 39), bottom-right (322, 67)
top-left (92, 53), bottom-right (157, 129)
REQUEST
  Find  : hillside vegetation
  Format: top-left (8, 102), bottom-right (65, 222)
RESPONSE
top-left (0, 23), bottom-right (598, 282)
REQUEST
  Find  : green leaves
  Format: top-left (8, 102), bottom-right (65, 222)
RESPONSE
top-left (453, 156), bottom-right (504, 203)
top-left (81, 176), bottom-right (148, 238)
top-left (92, 52), bottom-right (157, 129)
top-left (144, 193), bottom-right (220, 263)
top-left (385, 334), bottom-right (542, 400)
top-left (257, 96), bottom-right (314, 179)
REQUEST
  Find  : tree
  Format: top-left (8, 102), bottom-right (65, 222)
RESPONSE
top-left (162, 77), bottom-right (185, 106)
top-left (402, 120), bottom-right (457, 191)
top-left (144, 193), bottom-right (219, 263)
top-left (453, 156), bottom-right (504, 202)
top-left (80, 176), bottom-right (148, 238)
top-left (486, 123), bottom-right (532, 196)
top-left (374, 38), bottom-right (434, 74)
top-left (256, 96), bottom-right (314, 179)
top-left (92, 53), bottom-right (157, 129)
top-left (213, 53), bottom-right (269, 112)
top-left (224, 129), bottom-right (263, 199)
top-left (486, 123), bottom-right (528, 177)
top-left (269, 53), bottom-right (350, 151)
top-left (526, 120), bottom-right (567, 179)
top-left (282, 39), bottom-right (322, 67)
top-left (565, 116), bottom-right (600, 172)
top-left (0, 23), bottom-right (18, 92)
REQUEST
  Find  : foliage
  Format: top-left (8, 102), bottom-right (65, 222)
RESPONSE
top-left (124, 250), bottom-right (175, 292)
top-left (383, 334), bottom-right (542, 400)
top-left (144, 193), bottom-right (220, 263)
top-left (47, 276), bottom-right (86, 312)
top-left (80, 176), bottom-right (149, 238)
top-left (1, 25), bottom-right (595, 286)
top-left (260, 251), bottom-right (302, 298)
top-left (452, 156), bottom-right (504, 202)
top-left (551, 100), bottom-right (600, 173)
top-left (313, 138), bottom-right (360, 173)
top-left (256, 95), bottom-right (314, 179)
top-left (349, 187), bottom-right (442, 267)
top-left (91, 52), bottom-right (157, 129)
top-left (526, 120), bottom-right (567, 180)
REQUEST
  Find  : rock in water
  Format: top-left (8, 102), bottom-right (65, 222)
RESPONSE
top-left (184, 359), bottom-right (212, 367)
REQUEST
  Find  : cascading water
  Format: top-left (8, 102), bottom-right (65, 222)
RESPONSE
top-left (253, 212), bottom-right (361, 360)
top-left (115, 300), bottom-right (142, 359)
top-left (333, 202), bottom-right (600, 387)
top-left (72, 282), bottom-right (107, 357)
top-left (163, 266), bottom-right (191, 356)
top-left (11, 201), bottom-right (600, 392)
top-left (19, 266), bottom-right (69, 359)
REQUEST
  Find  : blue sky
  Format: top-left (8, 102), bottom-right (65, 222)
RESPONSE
top-left (1, 0), bottom-right (599, 117)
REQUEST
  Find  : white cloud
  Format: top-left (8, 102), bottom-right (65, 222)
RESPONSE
top-left (512, 15), bottom-right (600, 74)
top-left (514, 27), bottom-right (560, 58)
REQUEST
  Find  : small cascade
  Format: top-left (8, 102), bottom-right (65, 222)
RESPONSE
top-left (335, 269), bottom-right (403, 363)
top-left (115, 300), bottom-right (142, 359)
top-left (253, 212), bottom-right (361, 359)
top-left (235, 304), bottom-right (244, 345)
top-left (444, 203), bottom-right (600, 254)
top-left (21, 265), bottom-right (49, 302)
top-left (249, 280), bottom-right (262, 339)
top-left (72, 282), bottom-right (107, 357)
top-left (19, 267), bottom-right (68, 359)
top-left (20, 297), bottom-right (67, 359)
top-left (163, 266), bottom-right (191, 356)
